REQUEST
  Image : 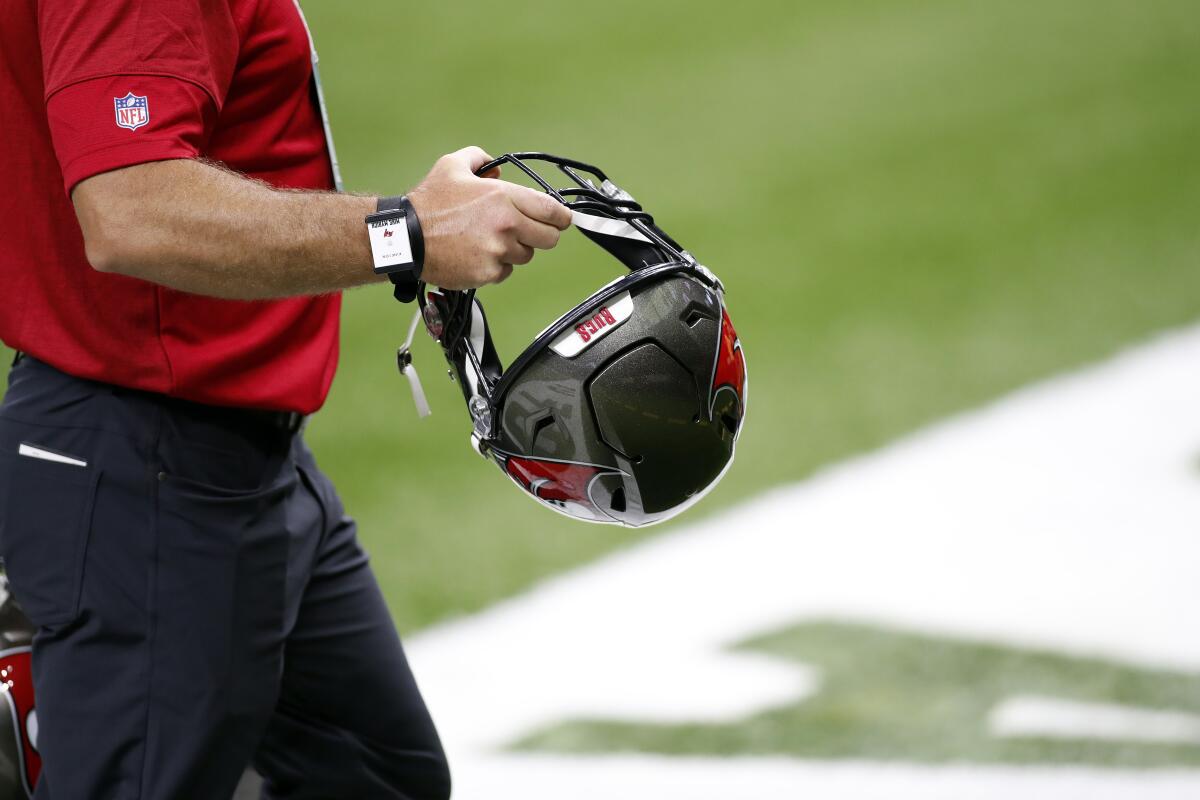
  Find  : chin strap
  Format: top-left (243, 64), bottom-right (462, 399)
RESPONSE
top-left (396, 308), bottom-right (431, 418)
top-left (453, 296), bottom-right (502, 445)
top-left (417, 287), bottom-right (505, 448)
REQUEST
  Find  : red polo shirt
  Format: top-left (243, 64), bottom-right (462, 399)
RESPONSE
top-left (0, 0), bottom-right (342, 413)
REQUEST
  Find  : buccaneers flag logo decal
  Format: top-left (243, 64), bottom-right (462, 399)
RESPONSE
top-left (710, 307), bottom-right (747, 422)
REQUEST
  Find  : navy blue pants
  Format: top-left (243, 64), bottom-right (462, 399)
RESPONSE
top-left (0, 356), bottom-right (450, 799)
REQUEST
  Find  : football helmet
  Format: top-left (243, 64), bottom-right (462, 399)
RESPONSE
top-left (404, 153), bottom-right (747, 527)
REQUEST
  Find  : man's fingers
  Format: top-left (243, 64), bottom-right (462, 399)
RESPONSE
top-left (502, 241), bottom-right (535, 266)
top-left (446, 145), bottom-right (495, 174)
top-left (505, 184), bottom-right (573, 230)
top-left (514, 217), bottom-right (562, 251)
top-left (492, 263), bottom-right (515, 284)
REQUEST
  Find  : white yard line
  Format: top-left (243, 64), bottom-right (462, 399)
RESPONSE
top-left (406, 324), bottom-right (1200, 798)
top-left (449, 756), bottom-right (1200, 800)
top-left (990, 696), bottom-right (1200, 745)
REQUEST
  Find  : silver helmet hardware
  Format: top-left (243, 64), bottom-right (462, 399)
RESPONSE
top-left (402, 152), bottom-right (747, 527)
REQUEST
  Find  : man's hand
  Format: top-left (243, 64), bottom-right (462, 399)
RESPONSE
top-left (71, 146), bottom-right (573, 301)
top-left (407, 146), bottom-right (573, 289)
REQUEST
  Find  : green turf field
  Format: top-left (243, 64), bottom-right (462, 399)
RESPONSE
top-left (5, 0), bottom-right (1198, 638)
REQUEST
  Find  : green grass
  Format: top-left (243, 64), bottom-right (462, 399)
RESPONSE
top-left (5, 1), bottom-right (1199, 632)
top-left (517, 620), bottom-right (1200, 767)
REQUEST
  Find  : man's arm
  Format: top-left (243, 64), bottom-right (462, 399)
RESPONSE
top-left (71, 146), bottom-right (572, 299)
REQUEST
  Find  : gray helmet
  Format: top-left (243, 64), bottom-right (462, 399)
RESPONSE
top-left (410, 153), bottom-right (747, 527)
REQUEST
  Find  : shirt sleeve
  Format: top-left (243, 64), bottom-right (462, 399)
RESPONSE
top-left (38, 0), bottom-right (240, 192)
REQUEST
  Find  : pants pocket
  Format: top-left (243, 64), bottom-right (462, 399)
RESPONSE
top-left (0, 449), bottom-right (101, 628)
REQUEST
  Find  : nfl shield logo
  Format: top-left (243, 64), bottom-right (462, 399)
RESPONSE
top-left (113, 92), bottom-right (149, 131)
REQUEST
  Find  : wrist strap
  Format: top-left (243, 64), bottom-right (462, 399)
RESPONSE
top-left (371, 195), bottom-right (424, 303)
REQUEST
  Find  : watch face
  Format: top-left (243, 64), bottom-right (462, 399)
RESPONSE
top-left (367, 210), bottom-right (415, 274)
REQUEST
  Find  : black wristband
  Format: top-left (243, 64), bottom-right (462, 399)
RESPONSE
top-left (370, 195), bottom-right (424, 303)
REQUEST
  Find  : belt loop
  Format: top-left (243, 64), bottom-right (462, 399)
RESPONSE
top-left (10, 351), bottom-right (24, 367)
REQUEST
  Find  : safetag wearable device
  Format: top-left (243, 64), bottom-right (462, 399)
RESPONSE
top-left (366, 195), bottom-right (424, 303)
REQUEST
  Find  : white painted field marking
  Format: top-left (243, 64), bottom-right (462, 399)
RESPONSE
top-left (406, 323), bottom-right (1200, 799)
top-left (990, 696), bottom-right (1200, 745)
top-left (448, 756), bottom-right (1200, 800)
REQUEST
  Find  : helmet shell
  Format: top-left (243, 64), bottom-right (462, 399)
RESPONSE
top-left (490, 271), bottom-right (746, 527)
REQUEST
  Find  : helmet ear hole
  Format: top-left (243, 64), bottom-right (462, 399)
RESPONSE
top-left (610, 486), bottom-right (627, 513)
top-left (530, 413), bottom-right (558, 451)
top-left (681, 302), bottom-right (716, 329)
top-left (721, 413), bottom-right (739, 436)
